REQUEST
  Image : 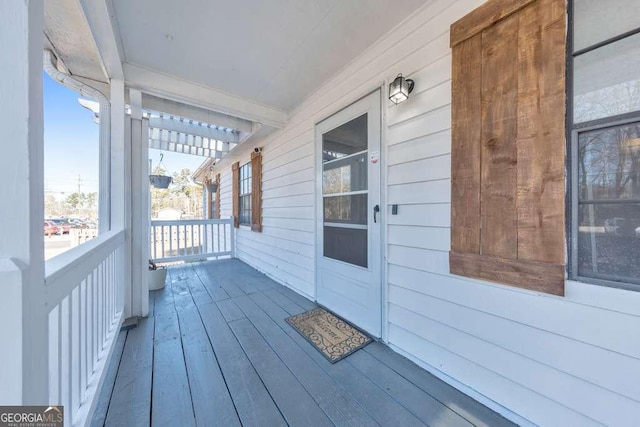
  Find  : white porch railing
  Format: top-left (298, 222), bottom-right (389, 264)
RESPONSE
top-left (150, 218), bottom-right (234, 263)
top-left (45, 230), bottom-right (125, 427)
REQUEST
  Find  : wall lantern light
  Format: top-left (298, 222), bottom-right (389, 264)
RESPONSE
top-left (389, 73), bottom-right (414, 105)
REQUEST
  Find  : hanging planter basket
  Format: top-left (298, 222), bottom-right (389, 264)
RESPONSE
top-left (149, 153), bottom-right (172, 188)
top-left (150, 174), bottom-right (172, 188)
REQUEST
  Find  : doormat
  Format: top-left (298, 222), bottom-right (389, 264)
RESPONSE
top-left (286, 307), bottom-right (372, 363)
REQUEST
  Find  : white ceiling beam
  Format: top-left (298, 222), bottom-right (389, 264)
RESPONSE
top-left (142, 94), bottom-right (253, 133)
top-left (149, 139), bottom-right (221, 159)
top-left (148, 128), bottom-right (236, 153)
top-left (124, 63), bottom-right (287, 129)
top-left (148, 116), bottom-right (240, 143)
top-left (78, 0), bottom-right (124, 80)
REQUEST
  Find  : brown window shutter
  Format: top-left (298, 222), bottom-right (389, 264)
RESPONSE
top-left (250, 151), bottom-right (262, 232)
top-left (215, 173), bottom-right (221, 219)
top-left (449, 0), bottom-right (566, 296)
top-left (232, 162), bottom-right (240, 228)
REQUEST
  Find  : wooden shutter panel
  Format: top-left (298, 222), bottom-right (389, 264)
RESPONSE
top-left (232, 162), bottom-right (240, 228)
top-left (250, 151), bottom-right (262, 232)
top-left (215, 173), bottom-right (220, 219)
top-left (449, 0), bottom-right (566, 296)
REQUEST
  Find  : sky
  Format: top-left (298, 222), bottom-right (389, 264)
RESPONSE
top-left (43, 72), bottom-right (206, 196)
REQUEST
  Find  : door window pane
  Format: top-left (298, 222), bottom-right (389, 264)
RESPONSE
top-left (322, 113), bottom-right (368, 160)
top-left (322, 113), bottom-right (369, 268)
top-left (322, 152), bottom-right (367, 194)
top-left (323, 226), bottom-right (367, 268)
top-left (324, 194), bottom-right (367, 225)
top-left (574, 0), bottom-right (640, 52)
top-left (578, 123), bottom-right (640, 201)
top-left (577, 203), bottom-right (640, 283)
top-left (574, 34), bottom-right (640, 123)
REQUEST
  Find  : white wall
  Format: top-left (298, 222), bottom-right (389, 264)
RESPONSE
top-left (214, 0), bottom-right (640, 425)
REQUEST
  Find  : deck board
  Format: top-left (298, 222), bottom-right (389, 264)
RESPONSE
top-left (152, 311), bottom-right (195, 427)
top-left (192, 263), bottom-right (230, 302)
top-left (250, 292), bottom-right (426, 426)
top-left (177, 308), bottom-right (241, 426)
top-left (228, 316), bottom-right (334, 426)
top-left (198, 301), bottom-right (287, 427)
top-left (90, 331), bottom-right (127, 427)
top-left (348, 349), bottom-right (473, 427)
top-left (235, 293), bottom-right (379, 426)
top-left (216, 298), bottom-right (246, 322)
top-left (94, 259), bottom-right (514, 427)
top-left (363, 343), bottom-right (515, 427)
top-left (103, 317), bottom-right (154, 426)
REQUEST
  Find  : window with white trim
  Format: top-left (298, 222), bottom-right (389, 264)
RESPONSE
top-left (570, 0), bottom-right (640, 289)
top-left (238, 162), bottom-right (251, 226)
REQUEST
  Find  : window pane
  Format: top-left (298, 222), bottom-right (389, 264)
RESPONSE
top-left (578, 123), bottom-right (640, 201)
top-left (577, 203), bottom-right (640, 283)
top-left (322, 113), bottom-right (367, 161)
top-left (322, 152), bottom-right (367, 194)
top-left (323, 194), bottom-right (367, 225)
top-left (323, 226), bottom-right (367, 268)
top-left (574, 33), bottom-right (640, 123)
top-left (239, 195), bottom-right (251, 225)
top-left (574, 0), bottom-right (640, 52)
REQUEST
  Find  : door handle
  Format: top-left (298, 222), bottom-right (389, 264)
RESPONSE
top-left (373, 205), bottom-right (380, 223)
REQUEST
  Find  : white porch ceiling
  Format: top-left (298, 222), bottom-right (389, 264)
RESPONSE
top-left (111, 0), bottom-right (428, 112)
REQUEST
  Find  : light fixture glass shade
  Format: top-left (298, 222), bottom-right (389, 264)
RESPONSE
top-left (389, 74), bottom-right (414, 104)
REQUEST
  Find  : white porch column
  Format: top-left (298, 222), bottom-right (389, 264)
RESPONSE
top-left (129, 89), bottom-right (149, 317)
top-left (0, 0), bottom-right (47, 404)
top-left (110, 80), bottom-right (132, 318)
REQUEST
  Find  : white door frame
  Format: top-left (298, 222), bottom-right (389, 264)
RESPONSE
top-left (314, 88), bottom-right (385, 338)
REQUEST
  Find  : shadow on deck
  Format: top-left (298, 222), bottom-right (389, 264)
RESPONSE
top-left (91, 259), bottom-right (514, 427)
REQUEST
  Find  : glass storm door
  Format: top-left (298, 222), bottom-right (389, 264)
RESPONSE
top-left (315, 90), bottom-right (382, 337)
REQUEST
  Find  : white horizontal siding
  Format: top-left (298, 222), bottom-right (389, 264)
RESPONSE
top-left (219, 168), bottom-right (233, 219)
top-left (217, 125), bottom-right (316, 298)
top-left (212, 0), bottom-right (640, 424)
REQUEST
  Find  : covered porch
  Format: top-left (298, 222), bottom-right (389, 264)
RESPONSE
top-left (91, 259), bottom-right (512, 427)
top-left (3, 0), bottom-right (640, 425)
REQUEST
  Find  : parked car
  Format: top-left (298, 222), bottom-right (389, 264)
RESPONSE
top-left (50, 218), bottom-right (72, 234)
top-left (44, 221), bottom-right (60, 236)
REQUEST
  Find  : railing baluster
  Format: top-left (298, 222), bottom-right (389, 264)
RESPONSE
top-left (224, 222), bottom-right (228, 256)
top-left (72, 286), bottom-right (80, 415)
top-left (48, 307), bottom-right (59, 405)
top-left (68, 292), bottom-right (75, 422)
top-left (87, 271), bottom-right (93, 380)
top-left (169, 225), bottom-right (173, 258)
top-left (200, 223), bottom-right (209, 254)
top-left (103, 258), bottom-right (107, 344)
top-left (80, 279), bottom-right (87, 397)
top-left (98, 262), bottom-right (104, 352)
top-left (60, 297), bottom-right (70, 419)
top-left (190, 224), bottom-right (195, 255)
top-left (161, 225), bottom-right (165, 259)
top-left (93, 268), bottom-right (98, 367)
top-left (217, 223), bottom-right (221, 256)
top-left (109, 253), bottom-right (114, 326)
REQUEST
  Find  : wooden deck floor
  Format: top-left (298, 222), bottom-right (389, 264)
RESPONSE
top-left (91, 259), bottom-right (514, 427)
